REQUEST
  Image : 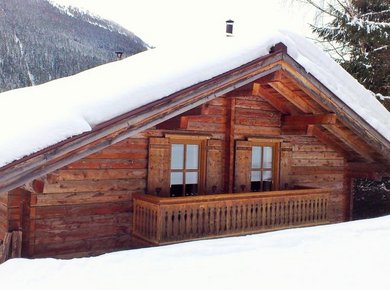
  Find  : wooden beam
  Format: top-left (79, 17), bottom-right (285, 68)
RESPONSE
top-left (255, 71), bottom-right (283, 84)
top-left (322, 124), bottom-right (375, 162)
top-left (21, 179), bottom-right (44, 194)
top-left (283, 114), bottom-right (337, 125)
top-left (252, 83), bottom-right (291, 114)
top-left (281, 124), bottom-right (308, 136)
top-left (268, 81), bottom-right (319, 113)
top-left (346, 162), bottom-right (390, 179)
top-left (307, 125), bottom-right (354, 159)
top-left (281, 114), bottom-right (336, 136)
top-left (280, 56), bottom-right (390, 161)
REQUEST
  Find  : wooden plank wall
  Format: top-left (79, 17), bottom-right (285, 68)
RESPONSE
top-left (284, 136), bottom-right (347, 222)
top-left (0, 192), bottom-right (7, 241)
top-left (232, 96), bottom-right (281, 138)
top-left (26, 93), bottom-right (348, 258)
top-left (30, 138), bottom-right (147, 258)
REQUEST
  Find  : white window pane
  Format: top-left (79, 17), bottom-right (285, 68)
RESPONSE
top-left (263, 146), bottom-right (273, 169)
top-left (263, 170), bottom-right (272, 181)
top-left (185, 172), bottom-right (198, 184)
top-left (171, 172), bottom-right (183, 185)
top-left (171, 144), bottom-right (184, 169)
top-left (251, 146), bottom-right (262, 169)
top-left (251, 171), bottom-right (261, 182)
top-left (186, 144), bottom-right (199, 169)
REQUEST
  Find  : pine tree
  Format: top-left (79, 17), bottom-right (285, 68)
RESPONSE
top-left (305, 0), bottom-right (390, 110)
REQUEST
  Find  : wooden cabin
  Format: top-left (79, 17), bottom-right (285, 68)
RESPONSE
top-left (0, 35), bottom-right (389, 261)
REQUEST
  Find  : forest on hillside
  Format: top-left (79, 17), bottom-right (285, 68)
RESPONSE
top-left (0, 0), bottom-right (148, 92)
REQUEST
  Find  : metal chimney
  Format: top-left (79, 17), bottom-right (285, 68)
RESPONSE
top-left (115, 51), bottom-right (124, 60)
top-left (226, 19), bottom-right (234, 37)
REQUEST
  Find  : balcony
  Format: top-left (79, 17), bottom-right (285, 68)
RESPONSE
top-left (133, 188), bottom-right (330, 245)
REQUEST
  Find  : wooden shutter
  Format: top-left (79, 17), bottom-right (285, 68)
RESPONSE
top-left (234, 140), bottom-right (252, 193)
top-left (205, 139), bottom-right (224, 194)
top-left (147, 137), bottom-right (171, 197)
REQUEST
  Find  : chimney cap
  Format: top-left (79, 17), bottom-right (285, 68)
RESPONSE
top-left (226, 19), bottom-right (234, 36)
top-left (115, 51), bottom-right (124, 60)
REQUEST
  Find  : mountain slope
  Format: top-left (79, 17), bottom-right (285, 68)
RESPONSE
top-left (0, 0), bottom-right (148, 92)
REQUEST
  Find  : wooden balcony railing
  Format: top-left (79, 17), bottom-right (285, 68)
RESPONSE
top-left (133, 188), bottom-right (330, 245)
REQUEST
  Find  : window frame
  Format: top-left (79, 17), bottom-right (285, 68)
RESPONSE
top-left (248, 138), bottom-right (281, 192)
top-left (166, 135), bottom-right (208, 196)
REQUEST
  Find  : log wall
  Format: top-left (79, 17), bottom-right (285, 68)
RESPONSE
top-left (283, 136), bottom-right (347, 222)
top-left (29, 138), bottom-right (147, 258)
top-left (0, 192), bottom-right (7, 241)
top-left (23, 93), bottom-right (348, 258)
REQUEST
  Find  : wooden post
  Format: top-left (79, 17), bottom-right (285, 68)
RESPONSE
top-left (225, 97), bottom-right (236, 193)
top-left (0, 231), bottom-right (22, 263)
top-left (11, 231), bottom-right (22, 258)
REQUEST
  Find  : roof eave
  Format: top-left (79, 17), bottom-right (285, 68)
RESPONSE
top-left (0, 50), bottom-right (285, 193)
top-left (281, 54), bottom-right (390, 161)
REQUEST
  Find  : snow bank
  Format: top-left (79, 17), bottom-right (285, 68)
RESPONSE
top-left (0, 30), bottom-right (389, 167)
top-left (1, 215), bottom-right (390, 290)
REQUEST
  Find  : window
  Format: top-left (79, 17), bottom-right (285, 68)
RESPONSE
top-left (250, 145), bottom-right (275, 192)
top-left (235, 138), bottom-right (280, 193)
top-left (170, 142), bottom-right (201, 196)
top-left (147, 135), bottom-right (209, 197)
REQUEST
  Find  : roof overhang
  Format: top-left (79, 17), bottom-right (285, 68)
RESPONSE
top-left (0, 44), bottom-right (389, 193)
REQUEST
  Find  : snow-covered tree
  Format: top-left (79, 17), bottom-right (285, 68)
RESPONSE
top-left (303, 0), bottom-right (390, 110)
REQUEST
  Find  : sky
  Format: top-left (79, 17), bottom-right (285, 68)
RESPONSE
top-left (49, 0), bottom-right (317, 47)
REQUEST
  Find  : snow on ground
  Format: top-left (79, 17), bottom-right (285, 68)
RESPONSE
top-left (1, 216), bottom-right (390, 290)
top-left (0, 30), bottom-right (389, 167)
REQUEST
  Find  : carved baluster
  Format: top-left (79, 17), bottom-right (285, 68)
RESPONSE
top-left (274, 201), bottom-right (280, 227)
top-left (194, 208), bottom-right (200, 237)
top-left (163, 211), bottom-right (168, 239)
top-left (188, 208), bottom-right (194, 237)
top-left (261, 202), bottom-right (266, 228)
top-left (295, 200), bottom-right (300, 225)
top-left (299, 198), bottom-right (313, 223)
top-left (215, 206), bottom-right (221, 234)
top-left (175, 210), bottom-right (181, 238)
top-left (240, 204), bottom-right (244, 230)
top-left (209, 207), bottom-right (215, 234)
top-left (271, 202), bottom-right (276, 227)
top-left (310, 199), bottom-right (314, 222)
top-left (167, 210), bottom-right (173, 239)
top-left (226, 205), bottom-right (231, 232)
top-left (245, 203), bottom-right (250, 230)
top-left (315, 197), bottom-right (319, 222)
top-left (223, 206), bottom-right (228, 233)
top-left (265, 202), bottom-right (270, 227)
top-left (145, 208), bottom-right (149, 238)
top-left (200, 208), bottom-right (205, 235)
top-left (241, 204), bottom-right (246, 230)
top-left (180, 209), bottom-right (187, 238)
top-left (140, 206), bottom-right (144, 235)
top-left (254, 203), bottom-right (258, 229)
top-left (148, 208), bottom-right (152, 238)
top-left (248, 203), bottom-right (253, 230)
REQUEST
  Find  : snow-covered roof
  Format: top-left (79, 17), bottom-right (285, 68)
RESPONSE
top-left (0, 30), bottom-right (389, 167)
